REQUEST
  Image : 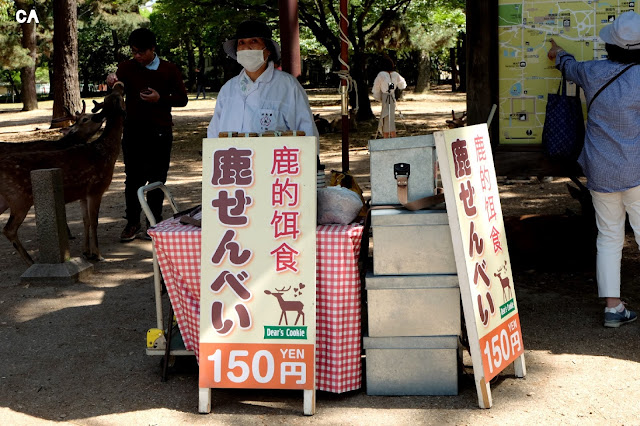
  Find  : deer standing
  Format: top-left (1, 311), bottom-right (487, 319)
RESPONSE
top-left (0, 83), bottom-right (126, 265)
top-left (264, 286), bottom-right (305, 326)
top-left (494, 261), bottom-right (513, 302)
top-left (0, 102), bottom-right (106, 239)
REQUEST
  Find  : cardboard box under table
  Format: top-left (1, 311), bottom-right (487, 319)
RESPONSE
top-left (365, 273), bottom-right (460, 337)
top-left (363, 335), bottom-right (460, 395)
top-left (369, 134), bottom-right (436, 206)
top-left (371, 208), bottom-right (456, 275)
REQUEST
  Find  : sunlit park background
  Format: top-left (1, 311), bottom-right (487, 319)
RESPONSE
top-left (0, 0), bottom-right (465, 121)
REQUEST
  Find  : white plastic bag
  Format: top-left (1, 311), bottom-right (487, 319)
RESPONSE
top-left (317, 186), bottom-right (364, 225)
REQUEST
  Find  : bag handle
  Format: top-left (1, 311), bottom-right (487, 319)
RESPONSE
top-left (557, 71), bottom-right (582, 98)
top-left (587, 63), bottom-right (635, 112)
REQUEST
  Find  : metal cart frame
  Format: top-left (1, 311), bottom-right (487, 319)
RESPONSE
top-left (137, 182), bottom-right (194, 364)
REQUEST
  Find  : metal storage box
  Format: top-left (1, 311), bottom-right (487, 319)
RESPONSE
top-left (365, 273), bottom-right (460, 337)
top-left (369, 135), bottom-right (436, 206)
top-left (371, 209), bottom-right (456, 275)
top-left (363, 336), bottom-right (460, 395)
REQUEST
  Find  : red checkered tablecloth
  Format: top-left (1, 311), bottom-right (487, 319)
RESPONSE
top-left (148, 215), bottom-right (364, 393)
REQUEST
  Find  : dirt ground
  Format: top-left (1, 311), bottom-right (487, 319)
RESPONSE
top-left (1, 87), bottom-right (640, 424)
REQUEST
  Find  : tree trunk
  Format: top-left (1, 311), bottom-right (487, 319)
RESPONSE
top-left (186, 36), bottom-right (196, 91)
top-left (51, 0), bottom-right (81, 128)
top-left (16, 0), bottom-right (38, 111)
top-left (414, 51), bottom-right (431, 93)
top-left (457, 34), bottom-right (467, 93)
top-left (350, 51), bottom-right (373, 121)
top-left (112, 29), bottom-right (126, 64)
top-left (197, 37), bottom-right (205, 71)
top-left (82, 73), bottom-right (90, 98)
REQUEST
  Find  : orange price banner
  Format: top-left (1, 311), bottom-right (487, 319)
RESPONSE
top-left (199, 343), bottom-right (315, 389)
top-left (479, 313), bottom-right (524, 381)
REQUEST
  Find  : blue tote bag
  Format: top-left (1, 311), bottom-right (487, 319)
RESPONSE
top-left (541, 75), bottom-right (585, 161)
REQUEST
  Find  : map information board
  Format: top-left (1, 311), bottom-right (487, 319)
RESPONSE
top-left (498, 1), bottom-right (637, 144)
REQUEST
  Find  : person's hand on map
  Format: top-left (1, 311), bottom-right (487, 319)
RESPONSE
top-left (547, 39), bottom-right (565, 61)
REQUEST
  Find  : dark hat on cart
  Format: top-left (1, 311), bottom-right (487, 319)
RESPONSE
top-left (223, 20), bottom-right (282, 61)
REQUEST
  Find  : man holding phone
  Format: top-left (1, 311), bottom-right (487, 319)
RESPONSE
top-left (107, 28), bottom-right (188, 242)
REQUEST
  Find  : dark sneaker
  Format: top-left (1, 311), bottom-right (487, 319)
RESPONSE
top-left (604, 307), bottom-right (637, 328)
top-left (120, 222), bottom-right (141, 242)
top-left (139, 228), bottom-right (153, 241)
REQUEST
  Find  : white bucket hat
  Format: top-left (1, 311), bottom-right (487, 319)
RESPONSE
top-left (599, 11), bottom-right (640, 50)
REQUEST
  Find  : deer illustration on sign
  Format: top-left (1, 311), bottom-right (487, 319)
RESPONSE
top-left (494, 260), bottom-right (513, 303)
top-left (264, 284), bottom-right (305, 326)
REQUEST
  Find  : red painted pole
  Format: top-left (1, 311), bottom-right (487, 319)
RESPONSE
top-left (278, 0), bottom-right (301, 78)
top-left (340, 0), bottom-right (349, 172)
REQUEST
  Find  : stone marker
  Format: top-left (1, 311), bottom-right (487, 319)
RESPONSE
top-left (20, 168), bottom-right (93, 284)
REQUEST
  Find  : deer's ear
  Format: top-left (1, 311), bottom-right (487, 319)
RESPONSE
top-left (92, 100), bottom-right (104, 113)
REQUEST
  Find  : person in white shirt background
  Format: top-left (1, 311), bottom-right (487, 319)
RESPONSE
top-left (207, 20), bottom-right (318, 149)
top-left (372, 56), bottom-right (407, 138)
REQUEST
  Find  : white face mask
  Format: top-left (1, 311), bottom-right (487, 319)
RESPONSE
top-left (237, 48), bottom-right (267, 72)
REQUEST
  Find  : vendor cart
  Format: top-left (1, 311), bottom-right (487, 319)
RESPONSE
top-left (137, 182), bottom-right (194, 379)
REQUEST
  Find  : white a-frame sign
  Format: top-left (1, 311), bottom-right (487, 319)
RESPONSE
top-left (434, 124), bottom-right (526, 408)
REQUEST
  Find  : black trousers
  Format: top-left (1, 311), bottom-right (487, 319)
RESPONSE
top-left (122, 124), bottom-right (173, 225)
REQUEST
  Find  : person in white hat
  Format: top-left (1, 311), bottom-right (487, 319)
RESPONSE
top-left (371, 55), bottom-right (407, 138)
top-left (206, 20), bottom-right (318, 146)
top-left (548, 11), bottom-right (640, 328)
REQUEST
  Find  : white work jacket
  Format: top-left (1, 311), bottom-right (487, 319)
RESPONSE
top-left (207, 63), bottom-right (319, 147)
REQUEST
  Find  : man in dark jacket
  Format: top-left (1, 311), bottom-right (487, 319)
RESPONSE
top-left (107, 28), bottom-right (188, 241)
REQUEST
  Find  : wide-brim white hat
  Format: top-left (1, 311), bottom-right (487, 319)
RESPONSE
top-left (222, 20), bottom-right (281, 61)
top-left (599, 11), bottom-right (640, 50)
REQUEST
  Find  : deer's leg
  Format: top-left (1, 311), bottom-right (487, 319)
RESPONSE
top-left (89, 194), bottom-right (104, 261)
top-left (84, 194), bottom-right (105, 261)
top-left (80, 199), bottom-right (91, 259)
top-left (0, 195), bottom-right (9, 216)
top-left (3, 208), bottom-right (34, 265)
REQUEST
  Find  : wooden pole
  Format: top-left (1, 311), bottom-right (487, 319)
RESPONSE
top-left (340, 0), bottom-right (349, 172)
top-left (278, 0), bottom-right (301, 78)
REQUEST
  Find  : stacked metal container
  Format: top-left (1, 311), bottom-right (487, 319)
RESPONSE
top-left (364, 135), bottom-right (461, 395)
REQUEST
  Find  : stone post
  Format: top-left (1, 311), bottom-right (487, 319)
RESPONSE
top-left (20, 168), bottom-right (93, 284)
top-left (32, 168), bottom-right (70, 263)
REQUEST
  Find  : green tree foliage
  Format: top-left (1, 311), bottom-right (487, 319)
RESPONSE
top-left (149, 0), bottom-right (274, 90)
top-left (1, 0), bottom-right (147, 101)
top-left (78, 17), bottom-right (116, 93)
top-left (0, 2), bottom-right (38, 74)
top-left (78, 0), bottom-right (148, 82)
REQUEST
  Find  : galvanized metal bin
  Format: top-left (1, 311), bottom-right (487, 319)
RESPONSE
top-left (363, 335), bottom-right (460, 395)
top-left (365, 273), bottom-right (461, 337)
top-left (369, 134), bottom-right (437, 206)
top-left (371, 208), bottom-right (456, 275)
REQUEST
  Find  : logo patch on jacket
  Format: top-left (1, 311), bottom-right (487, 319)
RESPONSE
top-left (260, 112), bottom-right (273, 128)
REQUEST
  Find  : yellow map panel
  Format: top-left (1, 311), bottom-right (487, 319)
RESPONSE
top-left (498, 1), bottom-right (637, 144)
